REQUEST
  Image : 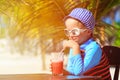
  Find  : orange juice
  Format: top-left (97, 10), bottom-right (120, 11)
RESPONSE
top-left (52, 61), bottom-right (63, 75)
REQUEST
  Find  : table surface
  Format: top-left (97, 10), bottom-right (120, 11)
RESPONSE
top-left (0, 74), bottom-right (102, 80)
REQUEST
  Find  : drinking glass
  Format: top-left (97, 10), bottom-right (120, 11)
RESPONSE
top-left (51, 52), bottom-right (64, 76)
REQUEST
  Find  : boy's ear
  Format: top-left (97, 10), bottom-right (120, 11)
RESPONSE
top-left (86, 29), bottom-right (92, 35)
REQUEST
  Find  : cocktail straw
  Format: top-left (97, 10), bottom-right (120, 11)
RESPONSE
top-left (60, 48), bottom-right (64, 53)
top-left (58, 48), bottom-right (64, 60)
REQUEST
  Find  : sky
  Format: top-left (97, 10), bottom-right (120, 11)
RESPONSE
top-left (102, 8), bottom-right (120, 25)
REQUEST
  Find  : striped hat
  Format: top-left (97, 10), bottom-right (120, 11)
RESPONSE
top-left (65, 8), bottom-right (95, 31)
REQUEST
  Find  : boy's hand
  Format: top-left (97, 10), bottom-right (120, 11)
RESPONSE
top-left (49, 60), bottom-right (52, 72)
top-left (63, 40), bottom-right (81, 55)
top-left (63, 40), bottom-right (79, 49)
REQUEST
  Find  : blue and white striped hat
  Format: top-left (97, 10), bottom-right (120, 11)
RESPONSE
top-left (65, 8), bottom-right (95, 31)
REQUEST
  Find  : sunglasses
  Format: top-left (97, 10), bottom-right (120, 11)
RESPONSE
top-left (64, 28), bottom-right (86, 36)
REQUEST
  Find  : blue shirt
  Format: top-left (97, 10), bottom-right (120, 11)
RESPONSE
top-left (66, 38), bottom-right (102, 75)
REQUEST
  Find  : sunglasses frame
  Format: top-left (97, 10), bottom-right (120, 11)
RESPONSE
top-left (64, 28), bottom-right (86, 36)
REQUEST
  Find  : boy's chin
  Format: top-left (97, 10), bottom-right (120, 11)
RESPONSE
top-left (78, 40), bottom-right (85, 45)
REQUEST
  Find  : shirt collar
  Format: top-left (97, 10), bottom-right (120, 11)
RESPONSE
top-left (80, 38), bottom-right (94, 49)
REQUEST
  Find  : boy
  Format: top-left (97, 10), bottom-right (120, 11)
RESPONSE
top-left (62, 8), bottom-right (111, 80)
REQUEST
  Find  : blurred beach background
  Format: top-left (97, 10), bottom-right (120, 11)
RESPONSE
top-left (0, 38), bottom-right (119, 80)
top-left (0, 0), bottom-right (120, 80)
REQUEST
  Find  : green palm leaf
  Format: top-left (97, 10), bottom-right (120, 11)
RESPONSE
top-left (0, 0), bottom-right (120, 70)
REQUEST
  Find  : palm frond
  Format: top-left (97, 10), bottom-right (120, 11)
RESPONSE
top-left (0, 0), bottom-right (120, 54)
top-left (96, 0), bottom-right (120, 20)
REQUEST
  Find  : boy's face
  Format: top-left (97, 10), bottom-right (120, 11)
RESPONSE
top-left (64, 18), bottom-right (92, 45)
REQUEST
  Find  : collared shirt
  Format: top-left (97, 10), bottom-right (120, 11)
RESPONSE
top-left (66, 38), bottom-right (102, 75)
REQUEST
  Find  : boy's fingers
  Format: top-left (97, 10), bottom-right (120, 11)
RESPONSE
top-left (49, 62), bottom-right (53, 72)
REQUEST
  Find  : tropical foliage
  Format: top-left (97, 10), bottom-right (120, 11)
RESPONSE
top-left (0, 0), bottom-right (120, 70)
top-left (113, 22), bottom-right (120, 46)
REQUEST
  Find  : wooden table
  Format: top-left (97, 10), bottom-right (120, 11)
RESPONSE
top-left (0, 74), bottom-right (102, 80)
